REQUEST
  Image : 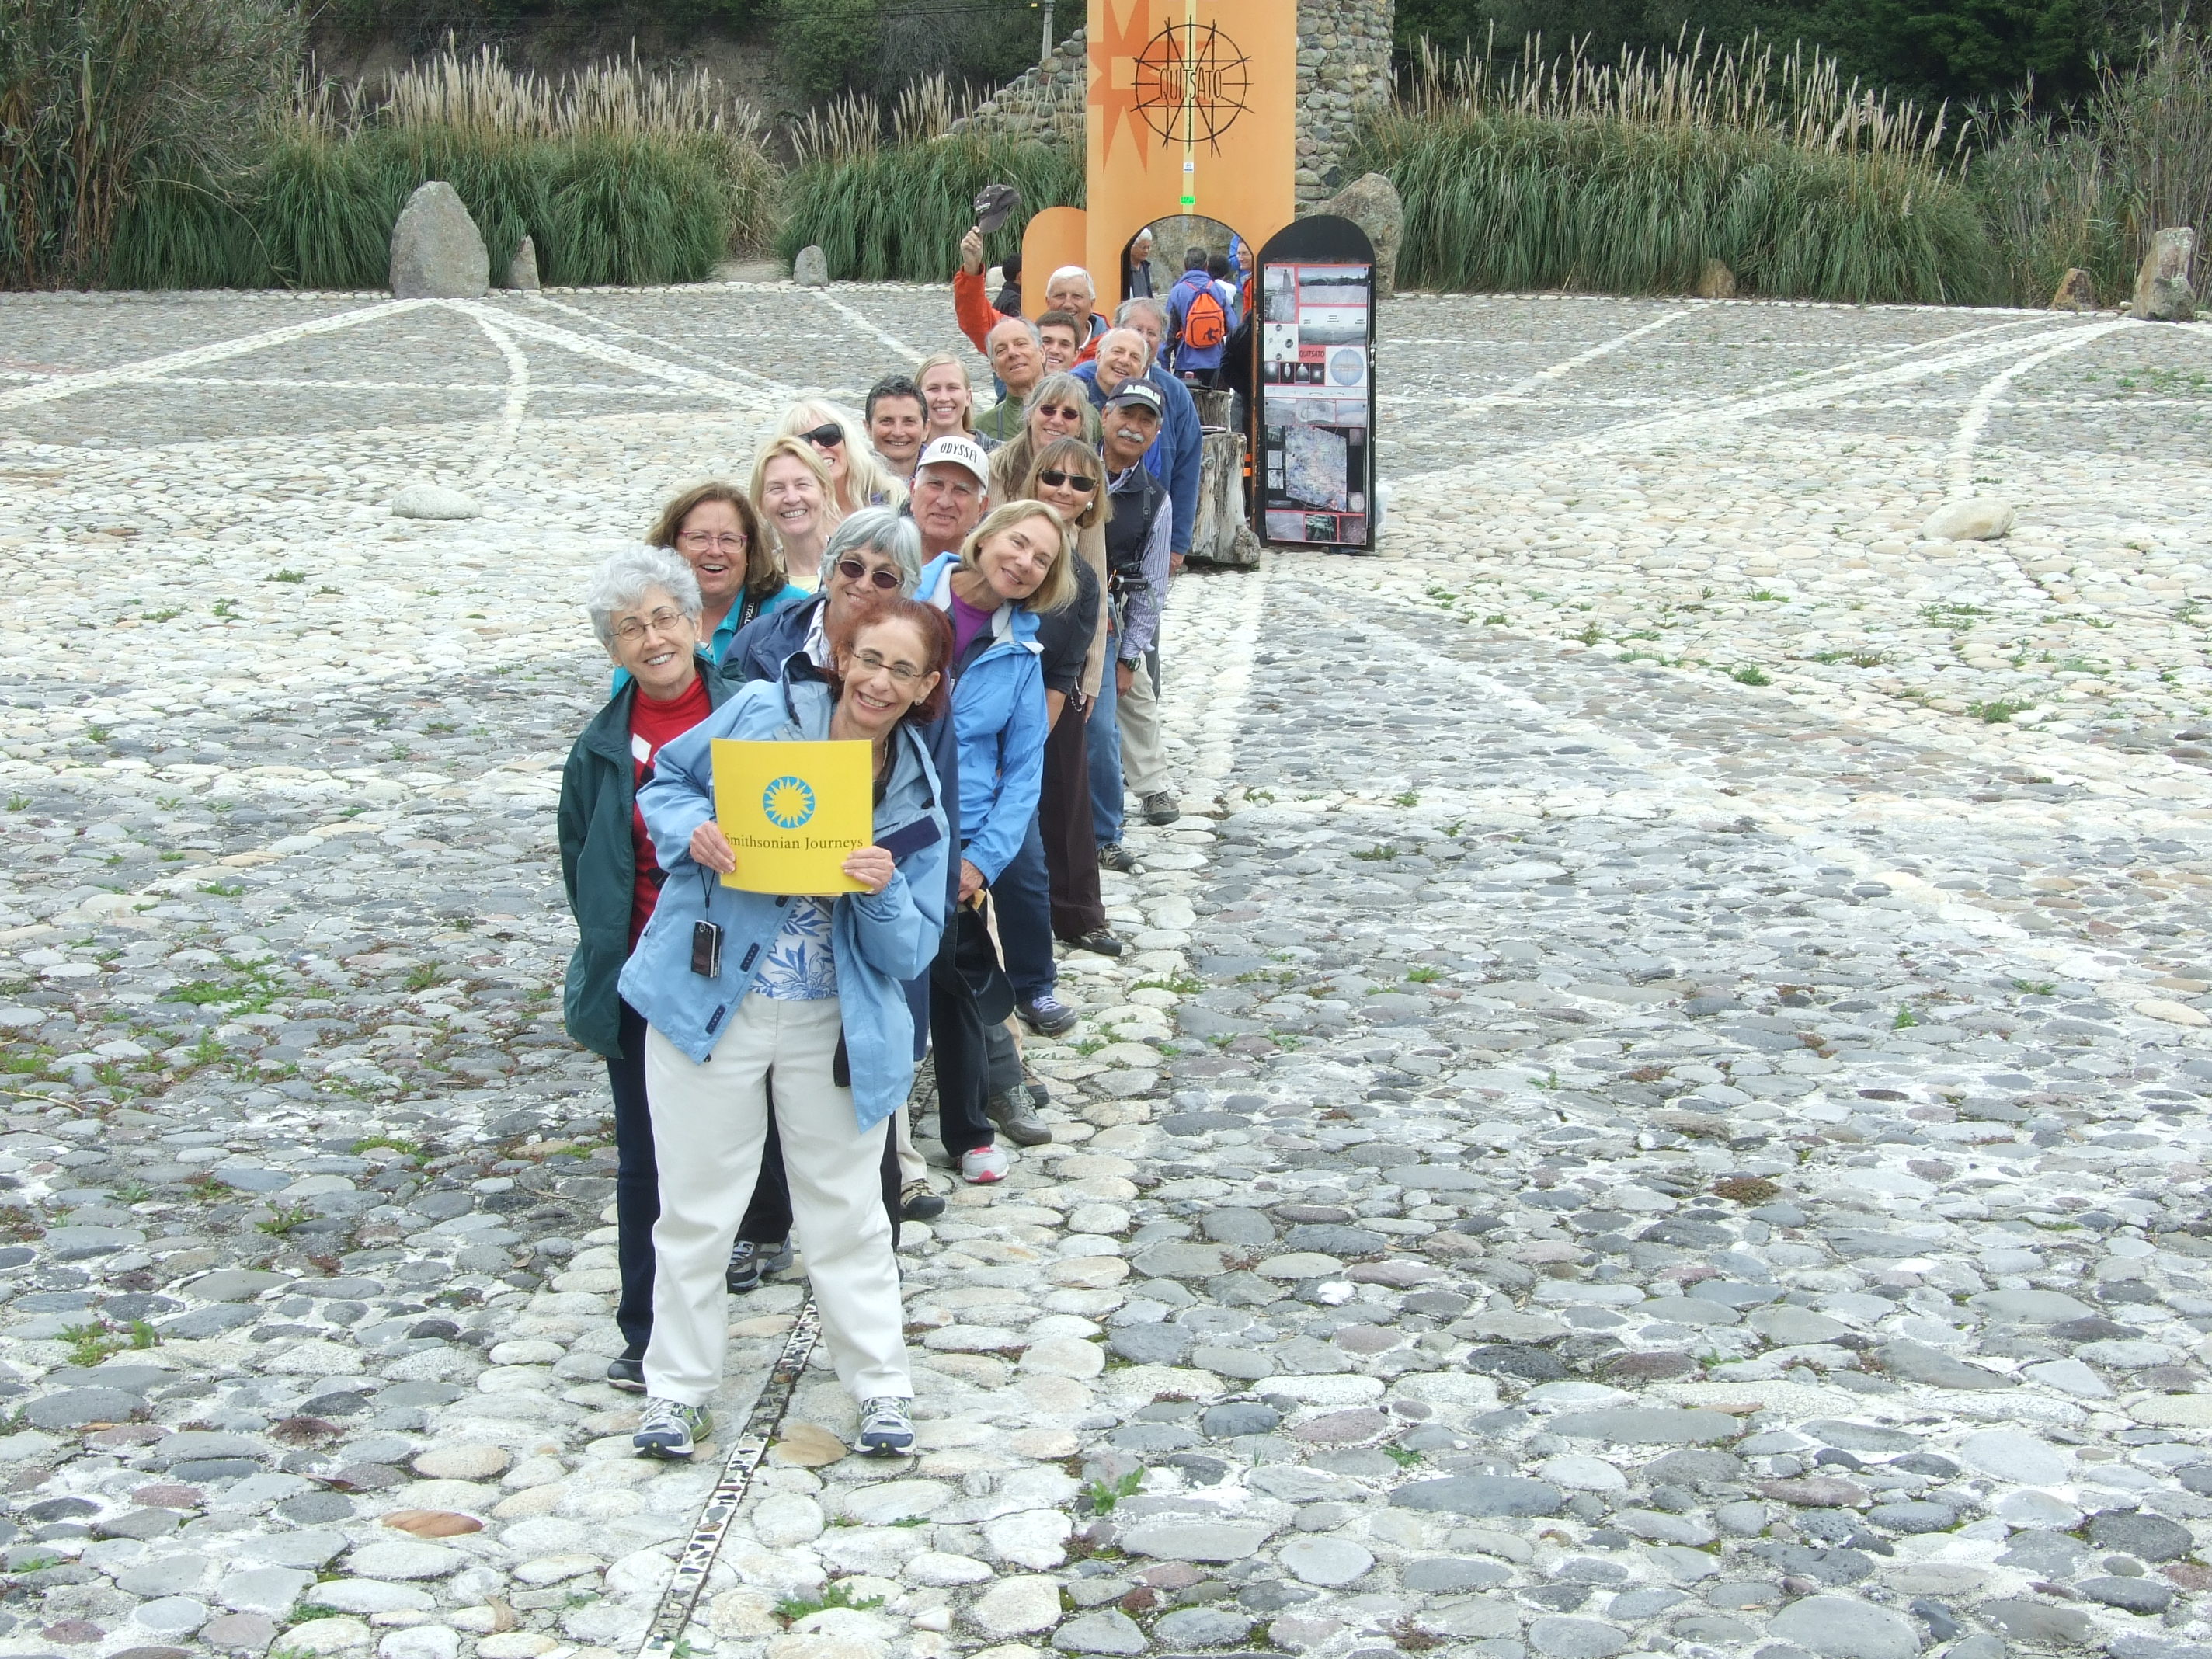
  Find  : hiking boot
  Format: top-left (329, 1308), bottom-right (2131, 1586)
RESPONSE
top-left (1017, 993), bottom-right (1078, 1036)
top-left (1068, 927), bottom-right (1125, 957)
top-left (1097, 842), bottom-right (1138, 874)
top-left (987, 1087), bottom-right (1052, 1147)
top-left (725, 1237), bottom-right (790, 1295)
top-left (1142, 791), bottom-right (1181, 826)
top-left (632, 1396), bottom-right (710, 1459)
top-left (899, 1180), bottom-right (946, 1221)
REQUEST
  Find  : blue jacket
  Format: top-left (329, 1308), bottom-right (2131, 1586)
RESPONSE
top-left (1167, 269), bottom-right (1227, 373)
top-left (919, 554), bottom-right (1045, 885)
top-left (617, 678), bottom-right (949, 1130)
top-left (1073, 360), bottom-right (1202, 556)
top-left (722, 592), bottom-right (960, 1057)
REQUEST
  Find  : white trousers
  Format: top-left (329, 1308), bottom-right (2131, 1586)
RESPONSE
top-left (1118, 648), bottom-right (1168, 798)
top-left (643, 997), bottom-right (911, 1405)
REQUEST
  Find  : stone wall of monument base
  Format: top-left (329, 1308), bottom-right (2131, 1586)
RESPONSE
top-left (947, 0), bottom-right (1397, 210)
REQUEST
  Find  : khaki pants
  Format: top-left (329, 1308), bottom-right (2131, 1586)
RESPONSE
top-left (1118, 647), bottom-right (1168, 798)
top-left (642, 999), bottom-right (911, 1405)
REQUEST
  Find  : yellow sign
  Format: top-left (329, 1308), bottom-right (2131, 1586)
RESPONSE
top-left (1081, 0), bottom-right (1297, 297)
top-left (711, 739), bottom-right (873, 896)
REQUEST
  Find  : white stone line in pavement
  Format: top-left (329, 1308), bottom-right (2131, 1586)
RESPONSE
top-left (804, 287), bottom-right (927, 365)
top-left (1946, 320), bottom-right (2134, 496)
top-left (0, 297), bottom-right (432, 410)
top-left (457, 308), bottom-right (534, 488)
top-left (521, 291), bottom-right (802, 398)
top-left (442, 300), bottom-right (774, 405)
top-left (1449, 303), bottom-right (1708, 407)
top-left (104, 377), bottom-right (711, 396)
top-left (1406, 320), bottom-right (2120, 486)
top-left (1160, 560), bottom-right (1270, 809)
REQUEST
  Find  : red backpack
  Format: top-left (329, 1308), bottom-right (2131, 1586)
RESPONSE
top-left (1181, 283), bottom-right (1227, 351)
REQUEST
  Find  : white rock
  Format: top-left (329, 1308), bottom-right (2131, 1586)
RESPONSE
top-left (969, 1575), bottom-right (1063, 1636)
top-left (391, 484), bottom-right (483, 520)
top-left (840, 1479), bottom-right (952, 1525)
top-left (377, 1626), bottom-right (461, 1659)
top-left (281, 1619), bottom-right (374, 1654)
top-left (1920, 499), bottom-right (2015, 541)
top-left (905, 1553), bottom-right (995, 1587)
top-left (753, 1490), bottom-right (827, 1546)
top-left (1278, 1535), bottom-right (1375, 1586)
top-left (985, 1508), bottom-right (1073, 1569)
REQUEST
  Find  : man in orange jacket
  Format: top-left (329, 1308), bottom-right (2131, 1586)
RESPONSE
top-left (955, 226), bottom-right (1106, 364)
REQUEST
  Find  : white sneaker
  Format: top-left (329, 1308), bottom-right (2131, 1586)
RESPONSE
top-left (960, 1145), bottom-right (1010, 1184)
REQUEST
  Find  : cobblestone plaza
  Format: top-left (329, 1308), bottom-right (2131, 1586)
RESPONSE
top-left (3, 285), bottom-right (2212, 1659)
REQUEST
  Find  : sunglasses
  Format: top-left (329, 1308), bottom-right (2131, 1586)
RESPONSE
top-left (1037, 469), bottom-right (1096, 491)
top-left (800, 422), bottom-right (844, 447)
top-left (836, 558), bottom-right (901, 590)
top-left (1036, 404), bottom-right (1083, 422)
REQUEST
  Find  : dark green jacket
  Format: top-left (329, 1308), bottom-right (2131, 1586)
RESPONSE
top-left (558, 656), bottom-right (732, 1060)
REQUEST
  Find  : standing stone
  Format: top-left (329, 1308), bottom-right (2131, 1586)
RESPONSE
top-left (1696, 259), bottom-right (1737, 298)
top-left (388, 183), bottom-right (489, 300)
top-left (2049, 267), bottom-right (2097, 311)
top-left (2132, 227), bottom-right (2196, 321)
top-left (1317, 172), bottom-right (1403, 296)
top-left (504, 236), bottom-right (540, 291)
top-left (794, 245), bottom-right (830, 287)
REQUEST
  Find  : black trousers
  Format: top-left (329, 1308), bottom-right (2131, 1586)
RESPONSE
top-left (608, 999), bottom-right (658, 1362)
top-left (930, 917), bottom-right (997, 1160)
top-left (1043, 697), bottom-right (1108, 938)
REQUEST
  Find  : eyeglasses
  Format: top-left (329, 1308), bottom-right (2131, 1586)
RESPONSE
top-left (800, 422), bottom-right (844, 448)
top-left (677, 530), bottom-right (746, 551)
top-left (1037, 469), bottom-right (1096, 491)
top-left (1036, 404), bottom-right (1083, 422)
top-left (836, 558), bottom-right (902, 590)
top-left (614, 607), bottom-right (688, 642)
top-left (847, 649), bottom-right (927, 684)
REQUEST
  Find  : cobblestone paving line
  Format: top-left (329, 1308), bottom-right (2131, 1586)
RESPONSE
top-left (0, 285), bottom-right (2209, 1659)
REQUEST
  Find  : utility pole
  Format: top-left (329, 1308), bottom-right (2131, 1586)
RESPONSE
top-left (1040, 0), bottom-right (1055, 61)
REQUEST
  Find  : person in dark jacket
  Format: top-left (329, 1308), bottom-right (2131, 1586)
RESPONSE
top-left (559, 547), bottom-right (734, 1393)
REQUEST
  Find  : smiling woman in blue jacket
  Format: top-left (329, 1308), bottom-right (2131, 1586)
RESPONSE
top-left (617, 596), bottom-right (953, 1463)
top-left (918, 502), bottom-right (1076, 1184)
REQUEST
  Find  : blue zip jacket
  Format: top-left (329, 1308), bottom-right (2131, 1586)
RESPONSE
top-left (721, 593), bottom-right (961, 1058)
top-left (1073, 360), bottom-right (1202, 556)
top-left (918, 553), bottom-right (1045, 885)
top-left (617, 678), bottom-right (949, 1130)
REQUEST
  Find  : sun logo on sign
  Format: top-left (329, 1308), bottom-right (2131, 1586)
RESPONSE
top-left (762, 776), bottom-right (817, 830)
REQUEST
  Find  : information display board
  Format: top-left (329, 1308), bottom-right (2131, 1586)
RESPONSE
top-left (1251, 215), bottom-right (1377, 551)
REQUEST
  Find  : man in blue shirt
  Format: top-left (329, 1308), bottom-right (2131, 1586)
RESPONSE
top-left (1166, 246), bottom-right (1229, 389)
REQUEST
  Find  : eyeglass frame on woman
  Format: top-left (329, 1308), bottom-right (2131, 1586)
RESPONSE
top-left (676, 530), bottom-right (747, 551)
top-left (1036, 468), bottom-right (1096, 492)
top-left (800, 423), bottom-right (845, 448)
top-left (835, 558), bottom-right (902, 591)
top-left (613, 607), bottom-right (690, 642)
top-left (844, 648), bottom-right (927, 684)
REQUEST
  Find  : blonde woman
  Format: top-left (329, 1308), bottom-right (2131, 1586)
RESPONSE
top-left (916, 352), bottom-right (979, 445)
top-left (749, 436), bottom-right (838, 590)
top-left (774, 400), bottom-right (906, 516)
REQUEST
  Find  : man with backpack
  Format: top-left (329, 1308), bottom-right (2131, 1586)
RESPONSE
top-left (1166, 246), bottom-right (1229, 389)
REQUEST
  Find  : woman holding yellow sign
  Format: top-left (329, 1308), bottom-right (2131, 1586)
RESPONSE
top-left (616, 596), bottom-right (955, 1462)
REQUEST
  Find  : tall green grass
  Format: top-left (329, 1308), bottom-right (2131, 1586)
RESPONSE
top-left (777, 134), bottom-right (1081, 281)
top-left (1966, 26), bottom-right (2212, 306)
top-left (1356, 33), bottom-right (2003, 305)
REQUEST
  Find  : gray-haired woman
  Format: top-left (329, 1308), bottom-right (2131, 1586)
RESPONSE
top-left (711, 508), bottom-right (962, 1292)
top-left (987, 372), bottom-right (1101, 505)
top-left (558, 546), bottom-right (736, 1393)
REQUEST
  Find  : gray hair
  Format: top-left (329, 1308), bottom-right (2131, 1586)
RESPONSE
top-left (1046, 264), bottom-right (1096, 298)
top-left (585, 546), bottom-right (700, 650)
top-left (1024, 370), bottom-right (1092, 420)
top-left (986, 312), bottom-right (1043, 350)
top-left (1116, 297), bottom-right (1169, 332)
top-left (823, 506), bottom-right (925, 593)
top-left (1098, 325), bottom-right (1153, 368)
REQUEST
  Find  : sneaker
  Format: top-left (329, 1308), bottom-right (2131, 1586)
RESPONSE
top-left (960, 1145), bottom-right (1011, 1184)
top-left (857, 1396), bottom-right (916, 1457)
top-left (899, 1180), bottom-right (946, 1221)
top-left (1068, 927), bottom-right (1125, 957)
top-left (725, 1237), bottom-right (790, 1295)
top-left (987, 1087), bottom-right (1052, 1147)
top-left (1017, 993), bottom-right (1079, 1036)
top-left (1097, 841), bottom-right (1138, 874)
top-left (1142, 791), bottom-right (1181, 826)
top-left (632, 1396), bottom-right (710, 1459)
top-left (605, 1355), bottom-right (645, 1393)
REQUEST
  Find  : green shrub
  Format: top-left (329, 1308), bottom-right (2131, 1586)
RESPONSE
top-left (777, 133), bottom-right (1080, 283)
top-left (1357, 36), bottom-right (2002, 305)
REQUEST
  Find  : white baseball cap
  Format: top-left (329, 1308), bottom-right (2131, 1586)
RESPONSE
top-left (916, 434), bottom-right (991, 486)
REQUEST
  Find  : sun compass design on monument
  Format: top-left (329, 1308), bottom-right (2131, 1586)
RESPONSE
top-left (1131, 19), bottom-right (1252, 148)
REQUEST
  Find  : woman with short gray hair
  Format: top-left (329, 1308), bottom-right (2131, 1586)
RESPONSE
top-left (560, 545), bottom-right (733, 1394)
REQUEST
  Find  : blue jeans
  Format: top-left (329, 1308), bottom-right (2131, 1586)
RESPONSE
top-left (994, 815), bottom-right (1056, 1005)
top-left (1087, 634), bottom-right (1125, 845)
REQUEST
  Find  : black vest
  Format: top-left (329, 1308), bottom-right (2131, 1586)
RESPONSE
top-left (1104, 467), bottom-right (1166, 594)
